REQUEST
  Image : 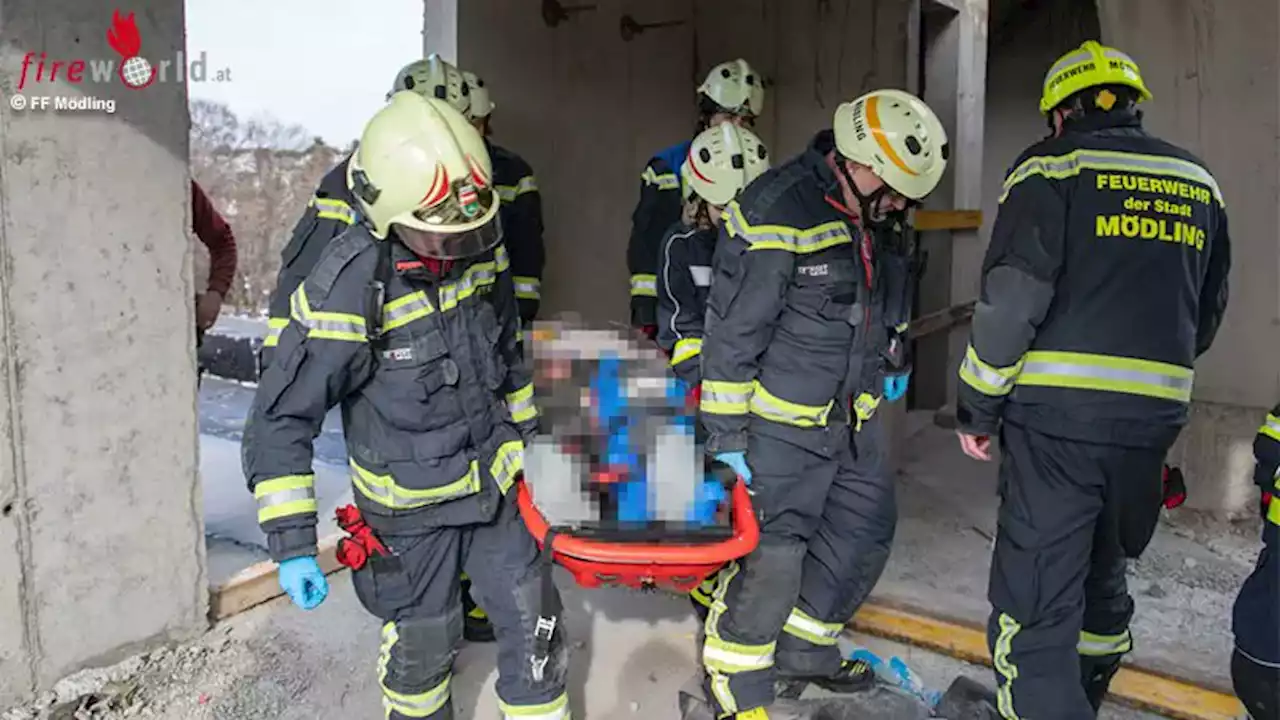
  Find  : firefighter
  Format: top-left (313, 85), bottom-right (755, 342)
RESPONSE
top-left (696, 88), bottom-right (948, 718)
top-left (954, 40), bottom-right (1231, 718)
top-left (241, 92), bottom-right (569, 720)
top-left (656, 123), bottom-right (770, 389)
top-left (628, 58), bottom-right (766, 341)
top-left (258, 54), bottom-right (499, 645)
top-left (1231, 404), bottom-right (1280, 720)
top-left (463, 70), bottom-right (546, 326)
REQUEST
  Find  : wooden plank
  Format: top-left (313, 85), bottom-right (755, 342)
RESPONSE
top-left (208, 534), bottom-right (345, 621)
top-left (912, 209), bottom-right (983, 231)
top-left (907, 299), bottom-right (976, 339)
top-left (850, 602), bottom-right (1242, 720)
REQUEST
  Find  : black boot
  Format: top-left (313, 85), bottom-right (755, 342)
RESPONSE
top-left (1081, 656), bottom-right (1122, 713)
top-left (803, 658), bottom-right (876, 694)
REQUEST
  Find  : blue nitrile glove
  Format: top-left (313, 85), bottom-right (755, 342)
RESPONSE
top-left (714, 451), bottom-right (752, 485)
top-left (883, 370), bottom-right (911, 402)
top-left (278, 556), bottom-right (328, 610)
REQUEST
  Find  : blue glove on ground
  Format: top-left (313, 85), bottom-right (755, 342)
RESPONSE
top-left (715, 451), bottom-right (752, 485)
top-left (278, 556), bottom-right (328, 610)
top-left (884, 371), bottom-right (911, 402)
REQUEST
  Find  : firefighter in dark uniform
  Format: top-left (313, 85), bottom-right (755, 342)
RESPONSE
top-left (463, 70), bottom-right (546, 326)
top-left (259, 54), bottom-right (500, 645)
top-left (628, 58), bottom-right (766, 340)
top-left (696, 89), bottom-right (949, 718)
top-left (1232, 405), bottom-right (1280, 720)
top-left (241, 93), bottom-right (570, 720)
top-left (954, 41), bottom-right (1231, 719)
top-left (656, 123), bottom-right (770, 389)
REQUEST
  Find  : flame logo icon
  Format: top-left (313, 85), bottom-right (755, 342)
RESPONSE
top-left (107, 10), bottom-right (156, 89)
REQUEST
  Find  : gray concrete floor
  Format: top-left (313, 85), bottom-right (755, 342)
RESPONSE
top-left (16, 570), bottom-right (1159, 720)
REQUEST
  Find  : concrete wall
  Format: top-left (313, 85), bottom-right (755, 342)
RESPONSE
top-left (455, 0), bottom-right (909, 325)
top-left (0, 0), bottom-right (207, 706)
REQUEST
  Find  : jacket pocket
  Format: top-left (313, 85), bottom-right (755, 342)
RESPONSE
top-left (351, 545), bottom-right (418, 620)
top-left (362, 329), bottom-right (457, 431)
top-left (474, 301), bottom-right (508, 391)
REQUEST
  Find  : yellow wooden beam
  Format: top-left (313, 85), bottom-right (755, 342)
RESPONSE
top-left (912, 209), bottom-right (983, 231)
top-left (208, 533), bottom-right (344, 621)
top-left (851, 602), bottom-right (1242, 720)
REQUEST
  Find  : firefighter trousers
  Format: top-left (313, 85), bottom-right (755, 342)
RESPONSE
top-left (701, 413), bottom-right (896, 715)
top-left (988, 421), bottom-right (1167, 720)
top-left (351, 493), bottom-right (570, 720)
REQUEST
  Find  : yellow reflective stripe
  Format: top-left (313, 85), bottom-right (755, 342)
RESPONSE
top-left (383, 290), bottom-right (434, 332)
top-left (959, 344), bottom-right (1024, 397)
top-left (700, 380), bottom-right (753, 416)
top-left (263, 317), bottom-right (289, 348)
top-left (378, 622), bottom-right (451, 717)
top-left (642, 166), bottom-right (680, 190)
top-left (499, 691), bottom-right (569, 719)
top-left (703, 562), bottom-right (742, 713)
top-left (310, 196), bottom-right (357, 224)
top-left (689, 576), bottom-right (716, 609)
top-left (1078, 630), bottom-right (1132, 657)
top-left (506, 383), bottom-right (538, 425)
top-left (999, 149), bottom-right (1224, 207)
top-left (437, 259), bottom-right (500, 312)
top-left (993, 613), bottom-right (1022, 720)
top-left (350, 458), bottom-right (480, 510)
top-left (496, 175), bottom-right (540, 203)
top-left (723, 201), bottom-right (854, 254)
top-left (290, 284), bottom-right (368, 342)
top-left (704, 635), bottom-right (776, 673)
top-left (254, 474), bottom-right (317, 523)
top-left (894, 321), bottom-right (909, 334)
top-left (514, 276), bottom-right (541, 301)
top-left (671, 338), bottom-right (703, 367)
top-left (852, 392), bottom-right (881, 431)
top-left (490, 440), bottom-right (525, 495)
top-left (782, 607), bottom-right (843, 647)
top-left (1018, 351), bottom-right (1193, 402)
top-left (630, 274), bottom-right (657, 298)
top-left (1269, 495), bottom-right (1280, 527)
top-left (1259, 413), bottom-right (1280, 443)
top-left (495, 244), bottom-right (511, 272)
top-left (749, 381), bottom-right (833, 428)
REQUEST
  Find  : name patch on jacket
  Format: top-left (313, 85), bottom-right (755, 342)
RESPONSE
top-left (797, 263), bottom-right (830, 277)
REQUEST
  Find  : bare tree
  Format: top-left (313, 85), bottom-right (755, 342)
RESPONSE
top-left (189, 100), bottom-right (344, 315)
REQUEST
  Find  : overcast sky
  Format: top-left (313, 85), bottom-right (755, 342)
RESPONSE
top-left (184, 0), bottom-right (424, 145)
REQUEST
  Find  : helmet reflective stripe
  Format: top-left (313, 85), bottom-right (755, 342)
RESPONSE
top-left (462, 70), bottom-right (494, 120)
top-left (1039, 40), bottom-right (1152, 114)
top-left (681, 124), bottom-right (770, 206)
top-left (347, 92), bottom-right (497, 240)
top-left (698, 58), bottom-right (766, 117)
top-left (833, 89), bottom-right (948, 201)
top-left (388, 54), bottom-right (471, 117)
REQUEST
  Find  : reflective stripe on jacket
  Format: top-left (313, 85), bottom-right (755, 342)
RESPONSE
top-left (490, 141), bottom-right (546, 324)
top-left (627, 140), bottom-right (690, 327)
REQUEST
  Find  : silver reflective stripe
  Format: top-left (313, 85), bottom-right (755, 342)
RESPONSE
top-left (1078, 630), bottom-right (1131, 656)
top-left (749, 391), bottom-right (830, 427)
top-left (1045, 49), bottom-right (1093, 79)
top-left (1002, 150), bottom-right (1223, 205)
top-left (258, 487), bottom-right (313, 511)
top-left (631, 276), bottom-right (657, 294)
top-left (514, 277), bottom-right (541, 298)
top-left (384, 291), bottom-right (433, 327)
top-left (961, 352), bottom-right (1017, 392)
top-left (724, 207), bottom-right (852, 253)
top-left (1019, 356), bottom-right (1193, 401)
top-left (289, 286), bottom-right (365, 337)
top-left (689, 265), bottom-right (713, 287)
top-left (702, 384), bottom-right (751, 408)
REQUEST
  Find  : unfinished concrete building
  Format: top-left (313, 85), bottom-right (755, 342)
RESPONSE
top-left (0, 0), bottom-right (1273, 711)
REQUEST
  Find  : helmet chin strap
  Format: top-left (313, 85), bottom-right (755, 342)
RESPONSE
top-left (835, 159), bottom-right (901, 230)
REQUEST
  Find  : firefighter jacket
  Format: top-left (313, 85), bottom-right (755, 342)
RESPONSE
top-left (1232, 404), bottom-right (1280, 665)
top-left (628, 141), bottom-right (690, 328)
top-left (656, 221), bottom-right (716, 387)
top-left (241, 227), bottom-right (537, 562)
top-left (956, 112), bottom-right (1231, 448)
top-left (698, 131), bottom-right (901, 456)
top-left (489, 140), bottom-right (546, 324)
top-left (262, 155), bottom-right (359, 365)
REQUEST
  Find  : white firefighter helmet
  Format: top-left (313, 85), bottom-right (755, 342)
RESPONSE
top-left (462, 70), bottom-right (494, 120)
top-left (388, 54), bottom-right (471, 117)
top-left (681, 124), bottom-right (770, 206)
top-left (346, 92), bottom-right (500, 258)
top-left (698, 58), bottom-right (766, 117)
top-left (832, 88), bottom-right (948, 201)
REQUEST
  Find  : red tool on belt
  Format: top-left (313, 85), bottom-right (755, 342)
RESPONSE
top-left (334, 505), bottom-right (388, 571)
top-left (1162, 464), bottom-right (1187, 509)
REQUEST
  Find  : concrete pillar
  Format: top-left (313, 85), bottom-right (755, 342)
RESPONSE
top-left (423, 0), bottom-right (458, 62)
top-left (913, 0), bottom-right (988, 411)
top-left (1097, 0), bottom-right (1280, 515)
top-left (0, 0), bottom-right (207, 706)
